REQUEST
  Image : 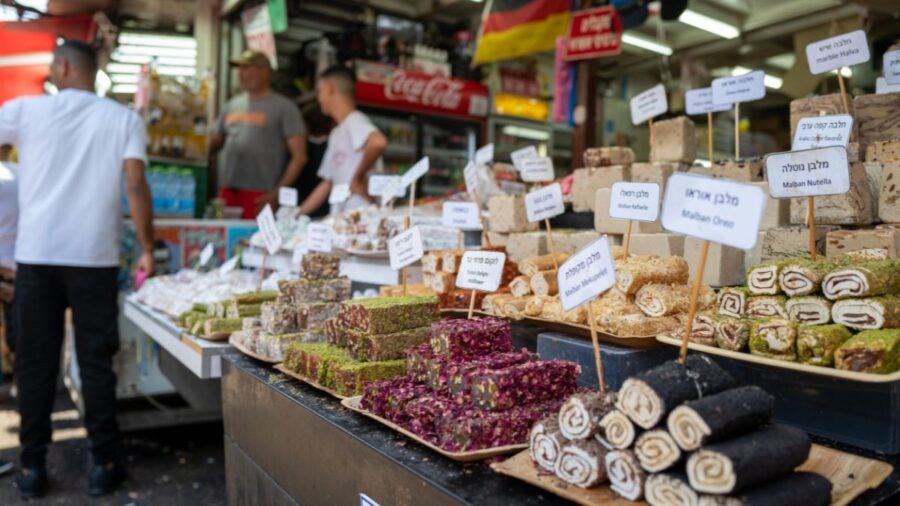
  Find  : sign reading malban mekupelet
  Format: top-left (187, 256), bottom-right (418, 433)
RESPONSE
top-left (524, 182), bottom-right (565, 223)
top-left (685, 87), bottom-right (731, 116)
top-left (442, 201), bottom-right (482, 230)
top-left (388, 226), bottom-right (424, 270)
top-left (711, 70), bottom-right (766, 105)
top-left (792, 114), bottom-right (853, 150)
top-left (608, 182), bottom-right (660, 222)
top-left (455, 250), bottom-right (506, 292)
top-left (765, 146), bottom-right (851, 199)
top-left (558, 236), bottom-right (617, 312)
top-left (630, 84), bottom-right (667, 125)
top-left (806, 29), bottom-right (870, 75)
top-left (563, 6), bottom-right (623, 61)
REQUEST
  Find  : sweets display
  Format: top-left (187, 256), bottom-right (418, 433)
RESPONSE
top-left (666, 386), bottom-right (774, 452)
top-left (834, 329), bottom-right (900, 373)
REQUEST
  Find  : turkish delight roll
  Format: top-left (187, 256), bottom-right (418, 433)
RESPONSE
top-left (340, 295), bottom-right (438, 335)
top-left (501, 297), bottom-right (530, 321)
top-left (470, 360), bottom-right (579, 411)
top-left (558, 391), bottom-right (618, 440)
top-left (637, 283), bottom-right (715, 318)
top-left (645, 472), bottom-right (699, 506)
top-left (717, 287), bottom-right (751, 318)
top-left (687, 424), bottom-right (811, 495)
top-left (797, 324), bottom-right (853, 367)
top-left (540, 298), bottom-right (564, 320)
top-left (688, 313), bottom-right (718, 346)
top-left (523, 295), bottom-right (553, 317)
top-left (555, 439), bottom-right (608, 488)
top-left (833, 295), bottom-right (900, 330)
top-left (530, 270), bottom-right (559, 296)
top-left (615, 256), bottom-right (690, 295)
top-left (509, 275), bottom-right (532, 298)
top-left (351, 326), bottom-right (431, 362)
top-left (226, 302), bottom-right (262, 319)
top-left (561, 305), bottom-right (588, 325)
top-left (300, 252), bottom-right (340, 280)
top-left (519, 253), bottom-right (568, 277)
top-left (634, 429), bottom-right (682, 473)
top-left (835, 329), bottom-right (900, 373)
top-left (699, 471), bottom-right (831, 506)
top-left (823, 260), bottom-right (900, 300)
top-left (749, 318), bottom-right (797, 361)
top-left (715, 316), bottom-right (751, 351)
top-left (786, 296), bottom-right (832, 325)
top-left (778, 259), bottom-right (833, 297)
top-left (605, 450), bottom-right (645, 501)
top-left (598, 409), bottom-right (636, 449)
top-left (530, 416), bottom-right (566, 473)
top-left (747, 261), bottom-right (784, 295)
top-left (481, 293), bottom-right (511, 315)
top-left (421, 251), bottom-right (442, 274)
top-left (204, 318), bottom-right (242, 339)
top-left (441, 251), bottom-right (463, 274)
top-left (430, 317), bottom-right (512, 359)
top-left (667, 386), bottom-right (774, 452)
top-left (746, 296), bottom-right (788, 319)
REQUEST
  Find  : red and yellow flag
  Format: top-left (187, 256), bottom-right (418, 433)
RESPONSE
top-left (473, 0), bottom-right (572, 65)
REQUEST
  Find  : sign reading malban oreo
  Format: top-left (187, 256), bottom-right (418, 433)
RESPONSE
top-left (563, 6), bottom-right (623, 61)
top-left (558, 236), bottom-right (616, 312)
top-left (608, 182), bottom-right (660, 222)
top-left (388, 226), bottom-right (424, 270)
top-left (765, 146), bottom-right (850, 198)
top-left (661, 173), bottom-right (766, 250)
top-left (455, 250), bottom-right (506, 292)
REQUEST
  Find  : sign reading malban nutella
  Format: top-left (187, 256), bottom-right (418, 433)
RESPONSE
top-left (519, 156), bottom-right (555, 183)
top-left (608, 182), bottom-right (660, 222)
top-left (558, 236), bottom-right (616, 312)
top-left (765, 146), bottom-right (850, 199)
top-left (388, 226), bottom-right (424, 270)
top-left (806, 29), bottom-right (870, 75)
top-left (712, 70), bottom-right (765, 105)
top-left (884, 49), bottom-right (900, 85)
top-left (442, 201), bottom-right (482, 230)
top-left (306, 223), bottom-right (333, 253)
top-left (661, 173), bottom-right (766, 250)
top-left (630, 84), bottom-right (667, 125)
top-left (685, 87), bottom-right (731, 116)
top-left (563, 6), bottom-right (623, 61)
top-left (792, 114), bottom-right (853, 150)
top-left (455, 250), bottom-right (506, 292)
top-left (525, 182), bottom-right (565, 223)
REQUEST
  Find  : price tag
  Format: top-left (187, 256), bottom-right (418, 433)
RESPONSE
top-left (712, 70), bottom-right (766, 105)
top-left (765, 146), bottom-right (850, 198)
top-left (388, 226), bottom-right (424, 270)
top-left (661, 173), bottom-right (766, 250)
top-left (885, 49), bottom-right (900, 85)
top-left (791, 114), bottom-right (853, 150)
top-left (292, 243), bottom-right (307, 265)
top-left (463, 161), bottom-right (479, 195)
top-left (278, 187), bottom-right (298, 207)
top-left (401, 156), bottom-right (429, 188)
top-left (328, 183), bottom-right (350, 205)
top-left (685, 87), bottom-right (732, 116)
top-left (380, 178), bottom-right (403, 207)
top-left (558, 236), bottom-right (616, 312)
top-left (519, 156), bottom-right (555, 182)
top-left (806, 29), bottom-right (870, 75)
top-left (442, 201), bottom-right (482, 230)
top-left (630, 84), bottom-right (667, 125)
top-left (511, 145), bottom-right (539, 170)
top-left (256, 205), bottom-right (283, 254)
top-left (307, 222), bottom-right (333, 253)
top-left (219, 255), bottom-right (239, 275)
top-left (876, 77), bottom-right (900, 94)
top-left (525, 182), bottom-right (565, 223)
top-left (475, 143), bottom-right (494, 166)
top-left (368, 174), bottom-right (404, 198)
top-left (199, 243), bottom-right (214, 266)
top-left (455, 250), bottom-right (506, 292)
top-left (608, 182), bottom-right (660, 222)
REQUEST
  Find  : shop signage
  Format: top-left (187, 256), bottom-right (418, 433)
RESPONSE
top-left (558, 237), bottom-right (616, 312)
top-left (355, 61), bottom-right (489, 118)
top-left (499, 67), bottom-right (541, 98)
top-left (712, 70), bottom-right (765, 105)
top-left (388, 226), bottom-right (424, 270)
top-left (256, 204), bottom-right (283, 254)
top-left (278, 187), bottom-right (298, 207)
top-left (266, 0), bottom-right (288, 34)
top-left (368, 175), bottom-right (404, 198)
top-left (511, 145), bottom-right (538, 170)
top-left (661, 173), bottom-right (766, 250)
top-left (463, 161), bottom-right (479, 195)
top-left (630, 84), bottom-right (667, 125)
top-left (806, 29), bottom-right (870, 75)
top-left (885, 49), bottom-right (900, 85)
top-left (199, 243), bottom-right (215, 266)
top-left (241, 4), bottom-right (278, 69)
top-left (306, 223), bottom-right (333, 253)
top-left (685, 87), bottom-right (731, 116)
top-left (608, 182), bottom-right (660, 222)
top-left (519, 156), bottom-right (555, 183)
top-left (455, 251), bottom-right (506, 292)
top-left (877, 77), bottom-right (900, 94)
top-left (525, 183), bottom-right (565, 222)
top-left (328, 183), bottom-right (350, 205)
top-left (475, 143), bottom-right (494, 166)
top-left (219, 256), bottom-right (239, 275)
top-left (401, 157), bottom-right (429, 188)
top-left (442, 201), bottom-right (482, 230)
top-left (791, 114), bottom-right (853, 150)
top-left (765, 146), bottom-right (850, 198)
top-left (563, 6), bottom-right (623, 61)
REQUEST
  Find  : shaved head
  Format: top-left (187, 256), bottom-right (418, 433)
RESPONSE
top-left (50, 40), bottom-right (98, 91)
top-left (319, 65), bottom-right (355, 97)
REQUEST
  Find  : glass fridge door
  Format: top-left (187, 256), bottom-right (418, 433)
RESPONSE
top-left (420, 118), bottom-right (477, 197)
top-left (490, 116), bottom-right (552, 167)
top-left (365, 109), bottom-right (419, 176)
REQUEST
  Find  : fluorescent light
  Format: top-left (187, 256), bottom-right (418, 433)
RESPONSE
top-left (501, 125), bottom-right (550, 141)
top-left (111, 53), bottom-right (196, 67)
top-left (119, 33), bottom-right (197, 49)
top-left (0, 52), bottom-right (53, 67)
top-left (157, 66), bottom-right (196, 77)
top-left (112, 84), bottom-right (138, 94)
top-left (117, 45), bottom-right (197, 59)
top-left (622, 33), bottom-right (673, 56)
top-left (110, 74), bottom-right (139, 84)
top-left (107, 62), bottom-right (141, 74)
top-left (732, 66), bottom-right (782, 89)
top-left (679, 9), bottom-right (740, 39)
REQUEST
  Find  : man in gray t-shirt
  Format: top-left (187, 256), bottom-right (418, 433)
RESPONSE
top-left (212, 50), bottom-right (307, 218)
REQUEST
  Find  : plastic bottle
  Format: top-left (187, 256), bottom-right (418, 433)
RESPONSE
top-left (149, 165), bottom-right (164, 212)
top-left (179, 168), bottom-right (196, 216)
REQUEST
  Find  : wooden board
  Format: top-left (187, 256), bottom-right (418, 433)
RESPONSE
top-left (229, 336), bottom-right (280, 364)
top-left (274, 364), bottom-right (350, 400)
top-left (656, 335), bottom-right (900, 383)
top-left (341, 396), bottom-right (528, 462)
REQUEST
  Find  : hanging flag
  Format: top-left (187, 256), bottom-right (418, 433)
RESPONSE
top-left (473, 0), bottom-right (571, 65)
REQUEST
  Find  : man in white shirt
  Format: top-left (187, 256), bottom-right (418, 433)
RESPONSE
top-left (298, 65), bottom-right (387, 215)
top-left (0, 40), bottom-right (154, 499)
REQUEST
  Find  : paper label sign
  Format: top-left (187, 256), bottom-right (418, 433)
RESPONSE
top-left (806, 29), bottom-right (870, 75)
top-left (442, 201), bottom-right (482, 230)
top-left (525, 183), bottom-right (565, 223)
top-left (519, 156), bottom-right (555, 182)
top-left (401, 157), bottom-right (429, 188)
top-left (360, 494), bottom-right (380, 506)
top-left (876, 77), bottom-right (900, 95)
top-left (475, 143), bottom-right (494, 166)
top-left (380, 178), bottom-right (403, 207)
top-left (608, 182), bottom-right (660, 222)
top-left (630, 84), bottom-right (667, 125)
top-left (558, 236), bottom-right (616, 312)
top-left (278, 187), bottom-right (298, 207)
top-left (455, 250), bottom-right (506, 292)
top-left (219, 255), bottom-right (239, 275)
top-left (765, 146), bottom-right (850, 199)
top-left (256, 204), bottom-right (283, 254)
top-left (685, 87), bottom-right (731, 116)
top-left (885, 49), bottom-right (900, 85)
top-left (199, 243), bottom-right (215, 266)
top-left (511, 145), bottom-right (539, 170)
top-left (463, 161), bottom-right (479, 195)
top-left (661, 173), bottom-right (766, 250)
top-left (328, 183), bottom-right (350, 205)
top-left (306, 222), bottom-right (333, 253)
top-left (388, 226), bottom-right (424, 270)
top-left (368, 175), bottom-right (404, 198)
top-left (712, 70), bottom-right (765, 105)
top-left (792, 114), bottom-right (853, 150)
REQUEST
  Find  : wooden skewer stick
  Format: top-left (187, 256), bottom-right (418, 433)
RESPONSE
top-left (545, 219), bottom-right (559, 270)
top-left (402, 214), bottom-right (411, 296)
top-left (734, 102), bottom-right (740, 160)
top-left (258, 250), bottom-right (268, 291)
top-left (586, 302), bottom-right (607, 392)
top-left (707, 111), bottom-right (714, 164)
top-left (457, 229), bottom-right (464, 251)
top-left (835, 70), bottom-right (854, 142)
top-left (467, 289), bottom-right (477, 319)
top-left (678, 239), bottom-right (710, 365)
top-left (808, 197), bottom-right (817, 260)
top-left (623, 220), bottom-right (633, 257)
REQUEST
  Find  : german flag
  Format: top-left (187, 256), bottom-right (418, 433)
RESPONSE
top-left (473, 0), bottom-right (572, 65)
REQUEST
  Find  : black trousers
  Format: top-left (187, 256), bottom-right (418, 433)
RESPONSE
top-left (14, 263), bottom-right (120, 468)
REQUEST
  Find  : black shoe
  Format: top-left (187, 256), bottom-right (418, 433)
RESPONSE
top-left (0, 459), bottom-right (13, 476)
top-left (15, 467), bottom-right (47, 500)
top-left (88, 462), bottom-right (126, 497)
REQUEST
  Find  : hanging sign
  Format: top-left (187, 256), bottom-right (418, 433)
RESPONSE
top-left (563, 6), bottom-right (623, 61)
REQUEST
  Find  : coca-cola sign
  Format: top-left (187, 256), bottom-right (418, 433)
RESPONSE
top-left (356, 61), bottom-right (489, 118)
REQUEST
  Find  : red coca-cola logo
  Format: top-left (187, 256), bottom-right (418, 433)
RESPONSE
top-left (383, 70), bottom-right (464, 111)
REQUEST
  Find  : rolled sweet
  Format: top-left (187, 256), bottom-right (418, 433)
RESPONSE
top-left (746, 296), bottom-right (788, 319)
top-left (597, 409), bottom-right (636, 449)
top-left (509, 275), bottom-right (532, 298)
top-left (615, 256), bottom-right (690, 295)
top-left (667, 386), bottom-right (774, 452)
top-left (645, 472), bottom-right (699, 506)
top-left (689, 313), bottom-right (718, 346)
top-left (555, 439), bottom-right (608, 488)
top-left (832, 295), bottom-right (900, 330)
top-left (715, 316), bottom-right (750, 352)
top-left (748, 318), bottom-right (798, 361)
top-left (605, 450), bottom-right (645, 501)
top-left (717, 287), bottom-right (750, 318)
top-left (540, 298), bottom-right (564, 320)
top-left (523, 295), bottom-right (552, 317)
top-left (636, 283), bottom-right (716, 318)
top-left (519, 253), bottom-right (569, 277)
top-left (558, 391), bottom-right (618, 441)
top-left (822, 260), bottom-right (900, 301)
top-left (529, 416), bottom-right (566, 473)
top-left (785, 296), bottom-right (832, 326)
top-left (835, 329), bottom-right (900, 374)
top-left (797, 324), bottom-right (853, 367)
top-left (697, 471), bottom-right (831, 506)
top-left (530, 270), bottom-right (559, 296)
top-left (747, 261), bottom-right (784, 295)
top-left (634, 429), bottom-right (682, 473)
top-left (501, 297), bottom-right (530, 321)
top-left (778, 259), bottom-right (833, 297)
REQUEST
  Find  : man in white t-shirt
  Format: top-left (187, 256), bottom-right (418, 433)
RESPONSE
top-left (0, 40), bottom-right (154, 499)
top-left (298, 65), bottom-right (386, 215)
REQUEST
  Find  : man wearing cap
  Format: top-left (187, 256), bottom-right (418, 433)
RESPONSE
top-left (211, 50), bottom-right (307, 218)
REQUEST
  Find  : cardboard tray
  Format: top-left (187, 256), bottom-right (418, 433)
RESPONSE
top-left (274, 364), bottom-right (350, 400)
top-left (228, 336), bottom-right (280, 364)
top-left (341, 396), bottom-right (527, 462)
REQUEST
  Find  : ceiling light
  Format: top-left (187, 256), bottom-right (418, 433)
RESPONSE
top-left (118, 33), bottom-right (197, 49)
top-left (679, 9), bottom-right (739, 39)
top-left (117, 45), bottom-right (197, 59)
top-left (732, 66), bottom-right (782, 89)
top-left (112, 84), bottom-right (138, 94)
top-left (501, 125), bottom-right (550, 141)
top-left (621, 33), bottom-right (673, 56)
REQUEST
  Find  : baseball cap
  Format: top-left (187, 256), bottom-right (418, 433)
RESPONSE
top-left (230, 50), bottom-right (271, 68)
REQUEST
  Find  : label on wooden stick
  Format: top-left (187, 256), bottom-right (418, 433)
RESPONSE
top-left (712, 70), bottom-right (765, 105)
top-left (685, 87), bottom-right (731, 115)
top-left (519, 156), bottom-right (555, 182)
top-left (524, 183), bottom-right (565, 222)
top-left (765, 146), bottom-right (850, 198)
top-left (558, 236), bottom-right (616, 312)
top-left (475, 143), bottom-right (494, 166)
top-left (388, 226), bottom-right (424, 270)
top-left (806, 29), bottom-right (870, 75)
top-left (278, 187), bottom-right (298, 207)
top-left (511, 145), bottom-right (539, 170)
top-left (885, 49), bottom-right (900, 85)
top-left (401, 157), bottom-right (429, 188)
top-left (455, 250), bottom-right (506, 292)
top-left (368, 174), bottom-right (404, 198)
top-left (256, 204), bottom-right (283, 254)
top-left (630, 83), bottom-right (667, 125)
top-left (307, 223), bottom-right (333, 253)
top-left (442, 201), bottom-right (482, 230)
top-left (792, 114), bottom-right (853, 150)
top-left (609, 182), bottom-right (660, 222)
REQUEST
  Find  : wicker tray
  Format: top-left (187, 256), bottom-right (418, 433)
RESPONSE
top-left (228, 336), bottom-right (280, 364)
top-left (274, 364), bottom-right (350, 400)
top-left (341, 396), bottom-right (528, 462)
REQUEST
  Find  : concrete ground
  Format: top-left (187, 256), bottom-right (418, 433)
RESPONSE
top-left (0, 389), bottom-right (226, 505)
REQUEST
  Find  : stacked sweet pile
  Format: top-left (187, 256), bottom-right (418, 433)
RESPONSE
top-left (138, 269), bottom-right (260, 318)
top-left (421, 247), bottom-right (518, 309)
top-left (281, 295), bottom-right (439, 396)
top-left (361, 317), bottom-right (581, 452)
top-left (529, 357), bottom-right (831, 506)
top-left (177, 290), bottom-right (276, 341)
